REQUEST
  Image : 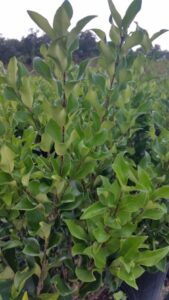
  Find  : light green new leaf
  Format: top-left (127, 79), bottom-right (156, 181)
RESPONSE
top-left (27, 10), bottom-right (55, 39)
top-left (22, 291), bottom-right (29, 300)
top-left (7, 56), bottom-right (18, 87)
top-left (64, 219), bottom-right (87, 241)
top-left (108, 0), bottom-right (122, 28)
top-left (150, 29), bottom-right (168, 42)
top-left (119, 236), bottom-right (147, 259)
top-left (75, 267), bottom-right (96, 282)
top-left (122, 0), bottom-right (142, 31)
top-left (137, 246), bottom-right (169, 267)
top-left (81, 202), bottom-right (106, 220)
top-left (38, 222), bottom-right (51, 240)
top-left (20, 77), bottom-right (33, 109)
top-left (0, 145), bottom-right (15, 174)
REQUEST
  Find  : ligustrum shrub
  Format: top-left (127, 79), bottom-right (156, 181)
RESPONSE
top-left (0, 0), bottom-right (169, 299)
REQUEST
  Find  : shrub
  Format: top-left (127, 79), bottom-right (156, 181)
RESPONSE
top-left (0, 0), bottom-right (169, 299)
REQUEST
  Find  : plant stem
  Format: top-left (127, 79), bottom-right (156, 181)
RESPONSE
top-left (37, 239), bottom-right (48, 296)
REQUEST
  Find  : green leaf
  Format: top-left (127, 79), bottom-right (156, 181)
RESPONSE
top-left (0, 281), bottom-right (12, 300)
top-left (75, 267), bottom-right (96, 282)
top-left (45, 119), bottom-right (61, 142)
top-left (22, 291), bottom-right (29, 300)
top-left (4, 86), bottom-right (18, 101)
top-left (119, 236), bottom-right (147, 259)
top-left (79, 273), bottom-right (102, 298)
top-left (14, 111), bottom-right (31, 123)
top-left (53, 0), bottom-right (73, 36)
top-left (0, 122), bottom-right (5, 136)
top-left (12, 268), bottom-right (35, 298)
top-left (67, 15), bottom-right (97, 48)
top-left (122, 0), bottom-right (142, 30)
top-left (38, 222), bottom-right (51, 240)
top-left (152, 186), bottom-right (169, 200)
top-left (7, 56), bottom-right (18, 87)
top-left (0, 145), bottom-right (15, 174)
top-left (27, 10), bottom-right (55, 39)
top-left (137, 167), bottom-right (152, 191)
top-left (0, 171), bottom-right (12, 185)
top-left (73, 159), bottom-right (96, 179)
top-left (91, 28), bottom-right (106, 41)
top-left (64, 219), bottom-right (87, 241)
top-left (1, 240), bottom-right (22, 250)
top-left (122, 30), bottom-right (143, 53)
top-left (0, 266), bottom-right (14, 280)
top-left (81, 202), bottom-right (106, 220)
top-left (52, 275), bottom-right (72, 296)
top-left (13, 197), bottom-right (37, 211)
top-left (151, 29), bottom-right (168, 42)
top-left (23, 238), bottom-right (40, 256)
top-left (88, 130), bottom-right (108, 147)
top-left (33, 57), bottom-right (52, 81)
top-left (137, 246), bottom-right (169, 267)
top-left (113, 291), bottom-right (127, 300)
top-left (112, 154), bottom-right (137, 187)
top-left (38, 293), bottom-right (59, 300)
top-left (20, 77), bottom-right (33, 109)
top-left (109, 25), bottom-right (121, 45)
top-left (108, 0), bottom-right (122, 27)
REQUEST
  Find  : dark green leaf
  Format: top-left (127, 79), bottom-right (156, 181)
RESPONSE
top-left (23, 238), bottom-right (40, 256)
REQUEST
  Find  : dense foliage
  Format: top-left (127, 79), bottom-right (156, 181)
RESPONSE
top-left (0, 0), bottom-right (169, 299)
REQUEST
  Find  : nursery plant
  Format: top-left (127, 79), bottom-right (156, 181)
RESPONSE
top-left (0, 0), bottom-right (169, 299)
